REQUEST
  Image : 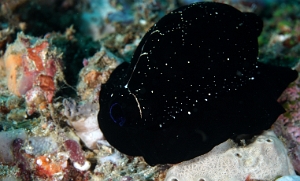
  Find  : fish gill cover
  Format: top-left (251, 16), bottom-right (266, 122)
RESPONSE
top-left (98, 2), bottom-right (297, 165)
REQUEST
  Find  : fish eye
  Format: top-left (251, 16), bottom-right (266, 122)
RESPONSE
top-left (109, 103), bottom-right (126, 126)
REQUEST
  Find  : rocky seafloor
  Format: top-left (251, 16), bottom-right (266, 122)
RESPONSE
top-left (0, 0), bottom-right (300, 180)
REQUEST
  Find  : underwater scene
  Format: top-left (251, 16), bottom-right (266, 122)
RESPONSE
top-left (0, 0), bottom-right (300, 180)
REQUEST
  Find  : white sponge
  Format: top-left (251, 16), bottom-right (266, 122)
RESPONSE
top-left (165, 130), bottom-right (295, 181)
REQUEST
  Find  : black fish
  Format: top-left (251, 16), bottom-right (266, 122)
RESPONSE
top-left (98, 2), bottom-right (297, 165)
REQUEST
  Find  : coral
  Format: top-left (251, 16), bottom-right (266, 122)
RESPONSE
top-left (94, 154), bottom-right (160, 181)
top-left (77, 48), bottom-right (120, 101)
top-left (91, 140), bottom-right (163, 180)
top-left (4, 32), bottom-right (64, 115)
top-left (63, 48), bottom-right (121, 150)
top-left (35, 155), bottom-right (62, 177)
top-left (287, 126), bottom-right (300, 143)
top-left (272, 77), bottom-right (300, 173)
top-left (25, 87), bottom-right (49, 115)
top-left (63, 98), bottom-right (103, 149)
top-left (277, 82), bottom-right (300, 103)
top-left (26, 41), bottom-right (49, 72)
top-left (4, 120), bottom-right (92, 180)
top-left (165, 131), bottom-right (295, 181)
top-left (34, 153), bottom-right (68, 179)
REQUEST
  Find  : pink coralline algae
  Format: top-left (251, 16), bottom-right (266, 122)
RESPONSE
top-left (277, 83), bottom-right (300, 103)
top-left (272, 77), bottom-right (300, 173)
top-left (287, 126), bottom-right (300, 143)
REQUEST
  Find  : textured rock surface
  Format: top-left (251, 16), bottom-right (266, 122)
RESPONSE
top-left (0, 129), bottom-right (27, 164)
top-left (165, 131), bottom-right (295, 181)
top-left (272, 77), bottom-right (300, 173)
top-left (25, 136), bottom-right (58, 155)
top-left (63, 98), bottom-right (103, 149)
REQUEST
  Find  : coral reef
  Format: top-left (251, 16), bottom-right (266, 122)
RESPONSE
top-left (0, 0), bottom-right (299, 180)
top-left (165, 131), bottom-right (295, 181)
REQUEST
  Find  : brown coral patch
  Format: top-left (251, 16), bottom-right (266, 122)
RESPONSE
top-left (84, 70), bottom-right (102, 88)
top-left (27, 41), bottom-right (48, 71)
top-left (37, 74), bottom-right (55, 91)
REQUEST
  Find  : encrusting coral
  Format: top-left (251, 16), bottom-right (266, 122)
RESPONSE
top-left (165, 131), bottom-right (295, 181)
top-left (76, 48), bottom-right (121, 101)
top-left (4, 32), bottom-right (65, 115)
